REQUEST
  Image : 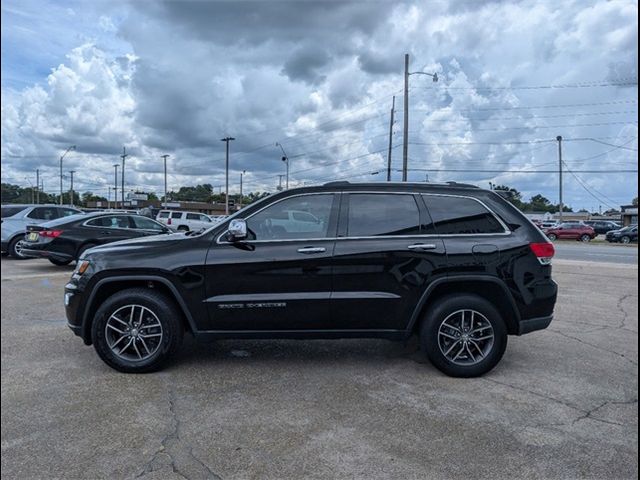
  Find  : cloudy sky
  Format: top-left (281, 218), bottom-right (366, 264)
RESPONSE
top-left (1, 0), bottom-right (638, 210)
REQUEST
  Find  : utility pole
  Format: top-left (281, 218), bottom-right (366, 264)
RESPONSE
top-left (387, 95), bottom-right (396, 182)
top-left (402, 54), bottom-right (410, 182)
top-left (276, 142), bottom-right (289, 189)
top-left (120, 147), bottom-right (128, 206)
top-left (113, 164), bottom-right (119, 209)
top-left (36, 169), bottom-right (40, 204)
top-left (557, 135), bottom-right (564, 223)
top-left (108, 186), bottom-right (111, 209)
top-left (277, 175), bottom-right (285, 191)
top-left (220, 137), bottom-right (235, 215)
top-left (161, 154), bottom-right (169, 209)
top-left (69, 170), bottom-right (76, 206)
top-left (59, 145), bottom-right (75, 205)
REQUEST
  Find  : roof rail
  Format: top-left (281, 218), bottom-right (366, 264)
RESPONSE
top-left (323, 181), bottom-right (351, 186)
top-left (445, 181), bottom-right (479, 188)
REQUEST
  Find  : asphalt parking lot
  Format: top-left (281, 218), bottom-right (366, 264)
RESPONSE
top-left (1, 254), bottom-right (638, 479)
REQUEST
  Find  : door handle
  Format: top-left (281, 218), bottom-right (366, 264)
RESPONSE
top-left (407, 243), bottom-right (437, 250)
top-left (101, 231), bottom-right (112, 235)
top-left (297, 247), bottom-right (326, 254)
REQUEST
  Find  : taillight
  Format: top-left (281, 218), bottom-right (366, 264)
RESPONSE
top-left (530, 242), bottom-right (555, 265)
top-left (40, 230), bottom-right (63, 238)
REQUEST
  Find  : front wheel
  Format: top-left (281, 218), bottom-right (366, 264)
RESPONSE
top-left (91, 288), bottom-right (184, 373)
top-left (420, 294), bottom-right (508, 377)
top-left (580, 234), bottom-right (592, 242)
top-left (547, 233), bottom-right (557, 241)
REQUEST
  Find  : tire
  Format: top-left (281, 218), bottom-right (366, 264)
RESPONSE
top-left (76, 243), bottom-right (97, 260)
top-left (49, 257), bottom-right (72, 266)
top-left (547, 233), bottom-right (557, 241)
top-left (621, 236), bottom-right (631, 244)
top-left (8, 236), bottom-right (28, 259)
top-left (420, 294), bottom-right (508, 378)
top-left (91, 288), bottom-right (184, 373)
top-left (177, 225), bottom-right (189, 232)
top-left (580, 234), bottom-right (591, 243)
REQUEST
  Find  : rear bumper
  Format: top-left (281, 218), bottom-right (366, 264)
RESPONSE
top-left (518, 315), bottom-right (553, 335)
top-left (21, 246), bottom-right (73, 261)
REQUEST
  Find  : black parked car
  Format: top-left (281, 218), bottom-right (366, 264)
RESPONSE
top-left (22, 212), bottom-right (171, 265)
top-left (606, 224), bottom-right (638, 244)
top-left (584, 220), bottom-right (621, 235)
top-left (64, 182), bottom-right (557, 377)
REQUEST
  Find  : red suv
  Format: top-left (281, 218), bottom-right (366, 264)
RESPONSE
top-left (544, 222), bottom-right (596, 242)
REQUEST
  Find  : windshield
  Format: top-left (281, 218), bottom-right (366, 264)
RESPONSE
top-left (1, 206), bottom-right (28, 218)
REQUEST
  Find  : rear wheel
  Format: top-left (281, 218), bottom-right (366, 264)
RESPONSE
top-left (49, 257), bottom-right (72, 266)
top-left (177, 225), bottom-right (189, 232)
top-left (547, 233), bottom-right (557, 241)
top-left (621, 235), bottom-right (631, 244)
top-left (420, 294), bottom-right (507, 377)
top-left (8, 236), bottom-right (28, 259)
top-left (580, 234), bottom-right (592, 242)
top-left (91, 288), bottom-right (184, 373)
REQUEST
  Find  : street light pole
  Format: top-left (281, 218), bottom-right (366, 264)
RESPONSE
top-left (387, 95), bottom-right (395, 182)
top-left (69, 170), bottom-right (76, 206)
top-left (402, 53), bottom-right (438, 182)
top-left (275, 142), bottom-right (289, 189)
top-left (220, 137), bottom-right (235, 215)
top-left (161, 154), bottom-right (169, 209)
top-left (557, 135), bottom-right (564, 223)
top-left (113, 164), bottom-right (119, 209)
top-left (36, 169), bottom-right (40, 204)
top-left (59, 145), bottom-right (76, 205)
top-left (120, 147), bottom-right (128, 206)
top-left (239, 170), bottom-right (246, 209)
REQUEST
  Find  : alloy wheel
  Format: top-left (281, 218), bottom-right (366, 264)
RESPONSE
top-left (438, 309), bottom-right (495, 366)
top-left (105, 305), bottom-right (164, 361)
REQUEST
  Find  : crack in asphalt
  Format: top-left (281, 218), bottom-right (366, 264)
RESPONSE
top-left (548, 330), bottom-right (638, 366)
top-left (135, 387), bottom-right (222, 480)
top-left (616, 293), bottom-right (634, 331)
top-left (484, 378), bottom-right (637, 429)
top-left (571, 399), bottom-right (639, 427)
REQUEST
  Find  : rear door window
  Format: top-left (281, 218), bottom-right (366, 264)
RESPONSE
top-left (186, 213), bottom-right (200, 220)
top-left (27, 207), bottom-right (58, 221)
top-left (131, 216), bottom-right (166, 231)
top-left (347, 194), bottom-right (422, 237)
top-left (1, 206), bottom-right (28, 218)
top-left (171, 212), bottom-right (182, 219)
top-left (423, 195), bottom-right (505, 235)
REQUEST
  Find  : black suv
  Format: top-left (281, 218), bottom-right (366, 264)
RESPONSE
top-left (64, 182), bottom-right (557, 377)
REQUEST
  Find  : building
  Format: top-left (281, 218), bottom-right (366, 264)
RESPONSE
top-left (86, 199), bottom-right (238, 215)
top-left (620, 204), bottom-right (638, 226)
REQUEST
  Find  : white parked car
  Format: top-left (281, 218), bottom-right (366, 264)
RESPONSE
top-left (156, 210), bottom-right (216, 232)
top-left (1, 204), bottom-right (83, 258)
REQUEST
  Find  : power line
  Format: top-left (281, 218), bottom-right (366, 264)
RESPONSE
top-left (411, 80), bottom-right (638, 91)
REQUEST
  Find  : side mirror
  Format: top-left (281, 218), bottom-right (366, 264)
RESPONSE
top-left (228, 219), bottom-right (247, 241)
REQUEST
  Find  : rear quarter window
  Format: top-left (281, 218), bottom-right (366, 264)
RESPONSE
top-left (158, 212), bottom-right (170, 219)
top-left (423, 195), bottom-right (505, 235)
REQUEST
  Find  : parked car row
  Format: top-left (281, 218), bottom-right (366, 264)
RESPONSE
top-left (535, 220), bottom-right (637, 243)
top-left (1, 204), bottom-right (228, 262)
